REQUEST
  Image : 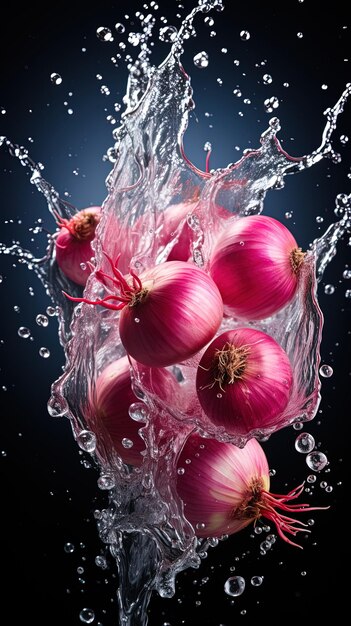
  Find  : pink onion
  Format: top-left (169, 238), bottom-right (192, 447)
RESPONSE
top-left (55, 207), bottom-right (101, 286)
top-left (90, 356), bottom-right (181, 466)
top-left (209, 215), bottom-right (305, 320)
top-left (196, 328), bottom-right (293, 436)
top-left (67, 256), bottom-right (223, 367)
top-left (176, 433), bottom-right (328, 547)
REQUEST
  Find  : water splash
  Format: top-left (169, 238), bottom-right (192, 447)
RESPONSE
top-left (0, 1), bottom-right (350, 624)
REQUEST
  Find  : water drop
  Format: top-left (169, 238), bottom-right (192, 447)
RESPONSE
top-left (324, 283), bottom-right (335, 295)
top-left (95, 555), bottom-right (107, 569)
top-left (100, 85), bottom-right (110, 96)
top-left (79, 608), bottom-right (95, 623)
top-left (39, 347), bottom-right (50, 358)
top-left (295, 432), bottom-right (315, 454)
top-left (251, 576), bottom-right (263, 587)
top-left (285, 211), bottom-right (293, 219)
top-left (193, 51), bottom-right (209, 68)
top-left (306, 451), bottom-right (328, 471)
top-left (240, 30), bottom-right (250, 41)
top-left (307, 474), bottom-right (316, 483)
top-left (345, 289), bottom-right (351, 298)
top-left (122, 438), bottom-right (134, 449)
top-left (224, 575), bottom-right (246, 597)
top-left (263, 73), bottom-right (272, 85)
top-left (35, 314), bottom-right (49, 328)
top-left (50, 73), bottom-right (62, 85)
top-left (233, 88), bottom-right (242, 97)
top-left (46, 306), bottom-right (57, 316)
top-left (128, 402), bottom-right (149, 422)
top-left (128, 32), bottom-right (141, 46)
top-left (77, 430), bottom-right (97, 453)
top-left (319, 364), bottom-right (333, 378)
top-left (115, 23), bottom-right (125, 33)
top-left (96, 27), bottom-right (113, 42)
top-left (297, 32), bottom-right (303, 39)
top-left (264, 96), bottom-right (279, 113)
top-left (177, 467), bottom-right (185, 475)
top-left (343, 269), bottom-right (351, 279)
top-left (64, 542), bottom-right (75, 553)
top-left (18, 327), bottom-right (31, 339)
top-left (97, 473), bottom-right (115, 490)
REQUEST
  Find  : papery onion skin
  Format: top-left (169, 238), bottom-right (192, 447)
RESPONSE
top-left (176, 434), bottom-right (327, 547)
top-left (55, 207), bottom-right (101, 286)
top-left (120, 262), bottom-right (223, 366)
top-left (91, 356), bottom-right (180, 466)
top-left (209, 215), bottom-right (305, 320)
top-left (196, 328), bottom-right (293, 436)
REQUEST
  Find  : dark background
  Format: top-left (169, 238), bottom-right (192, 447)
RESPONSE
top-left (0, 1), bottom-right (350, 624)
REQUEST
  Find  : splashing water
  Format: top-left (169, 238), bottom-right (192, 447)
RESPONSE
top-left (1, 1), bottom-right (350, 624)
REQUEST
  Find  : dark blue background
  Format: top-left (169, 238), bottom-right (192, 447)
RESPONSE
top-left (0, 1), bottom-right (350, 624)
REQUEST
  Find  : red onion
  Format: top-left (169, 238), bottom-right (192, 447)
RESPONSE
top-left (209, 215), bottom-right (305, 320)
top-left (196, 328), bottom-right (293, 436)
top-left (176, 434), bottom-right (328, 547)
top-left (55, 207), bottom-right (101, 286)
top-left (68, 257), bottom-right (223, 367)
top-left (90, 355), bottom-right (180, 466)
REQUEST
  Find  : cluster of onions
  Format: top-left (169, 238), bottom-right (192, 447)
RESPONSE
top-left (55, 206), bottom-right (101, 286)
top-left (64, 205), bottom-right (327, 547)
top-left (176, 433), bottom-right (328, 547)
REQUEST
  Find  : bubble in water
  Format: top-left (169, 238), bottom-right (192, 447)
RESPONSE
top-left (46, 306), bottom-right (57, 316)
top-left (295, 432), bottom-right (315, 453)
top-left (128, 402), bottom-right (149, 422)
top-left (193, 51), bottom-right (209, 68)
top-left (18, 327), bottom-right (31, 339)
top-left (128, 32), bottom-right (141, 46)
top-left (96, 27), bottom-right (113, 42)
top-left (240, 30), bottom-right (250, 41)
top-left (264, 96), bottom-right (279, 112)
top-left (306, 451), bottom-right (328, 471)
top-left (79, 608), bottom-right (95, 623)
top-left (263, 74), bottom-right (273, 85)
top-left (50, 73), bottom-right (62, 85)
top-left (64, 542), bottom-right (75, 553)
top-left (159, 26), bottom-right (178, 42)
top-left (233, 88), bottom-right (242, 97)
top-left (319, 364), bottom-right (333, 378)
top-left (343, 269), bottom-right (351, 279)
top-left (100, 85), bottom-right (110, 96)
top-left (307, 474), bottom-right (317, 483)
top-left (122, 437), bottom-right (134, 449)
top-left (251, 576), bottom-right (263, 587)
top-left (39, 347), bottom-right (50, 358)
top-left (345, 289), bottom-right (351, 298)
top-left (77, 430), bottom-right (97, 453)
top-left (35, 314), bottom-right (49, 327)
top-left (95, 555), bottom-right (107, 569)
top-left (224, 575), bottom-right (246, 597)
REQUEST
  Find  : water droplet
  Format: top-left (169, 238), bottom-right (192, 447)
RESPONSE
top-left (254, 526), bottom-right (262, 534)
top-left (100, 85), bottom-right (110, 96)
top-left (129, 402), bottom-right (149, 422)
top-left (307, 474), bottom-right (316, 483)
top-left (95, 555), bottom-right (107, 569)
top-left (297, 32), bottom-right (303, 39)
top-left (345, 289), bottom-right (351, 298)
top-left (177, 467), bottom-right (185, 475)
top-left (122, 438), bottom-right (134, 449)
top-left (233, 88), bottom-right (242, 97)
top-left (306, 451), bottom-right (328, 472)
top-left (97, 473), bottom-right (115, 490)
top-left (293, 421), bottom-right (303, 430)
top-left (79, 608), bottom-right (95, 623)
top-left (204, 16), bottom-right (214, 27)
top-left (77, 430), bottom-right (97, 453)
top-left (340, 134), bottom-right (349, 144)
top-left (324, 283), bottom-right (335, 295)
top-left (224, 576), bottom-right (246, 597)
top-left (77, 566), bottom-right (84, 574)
top-left (343, 269), bottom-right (351, 279)
top-left (251, 576), bottom-right (263, 587)
top-left (295, 432), bottom-right (315, 454)
top-left (325, 485), bottom-right (333, 493)
top-left (50, 72), bottom-right (62, 85)
top-left (285, 211), bottom-right (293, 219)
top-left (319, 364), bottom-right (333, 378)
top-left (321, 83), bottom-right (328, 90)
top-left (264, 96), bottom-right (279, 113)
top-left (96, 27), bottom-right (113, 42)
top-left (35, 314), bottom-right (49, 327)
top-left (18, 327), bottom-right (31, 339)
top-left (159, 26), bottom-right (178, 42)
top-left (195, 522), bottom-right (206, 530)
top-left (64, 542), bottom-right (75, 553)
top-left (115, 22), bottom-right (125, 33)
top-left (193, 51), bottom-right (209, 68)
top-left (46, 306), bottom-right (57, 316)
top-left (128, 32), bottom-right (141, 46)
top-left (39, 347), bottom-right (50, 358)
top-left (134, 317), bottom-right (140, 323)
top-left (240, 30), bottom-right (250, 41)
top-left (216, 392), bottom-right (222, 398)
top-left (263, 73), bottom-right (272, 85)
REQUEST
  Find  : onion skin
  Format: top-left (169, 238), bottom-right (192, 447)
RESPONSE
top-left (209, 215), bottom-right (305, 320)
top-left (196, 328), bottom-right (293, 436)
top-left (91, 356), bottom-right (180, 466)
top-left (55, 207), bottom-right (101, 286)
top-left (176, 434), bottom-right (328, 547)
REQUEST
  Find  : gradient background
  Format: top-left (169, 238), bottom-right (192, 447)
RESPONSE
top-left (0, 1), bottom-right (350, 624)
